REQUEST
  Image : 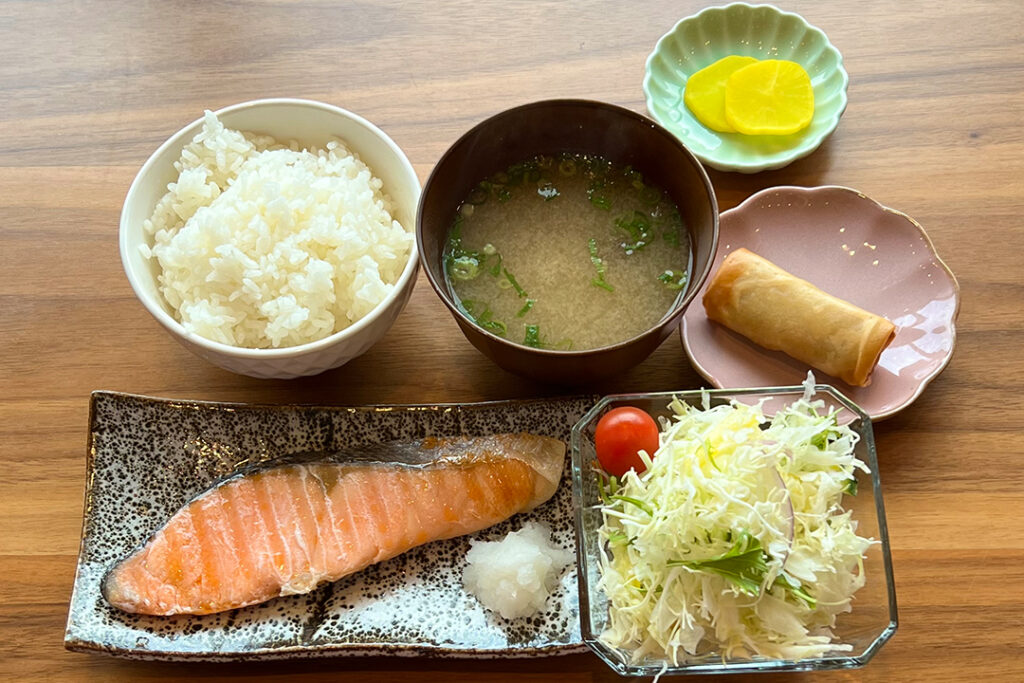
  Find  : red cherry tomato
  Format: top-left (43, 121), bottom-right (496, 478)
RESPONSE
top-left (594, 407), bottom-right (660, 477)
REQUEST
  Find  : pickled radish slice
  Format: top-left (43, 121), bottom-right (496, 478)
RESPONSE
top-left (683, 55), bottom-right (759, 133)
top-left (724, 59), bottom-right (815, 135)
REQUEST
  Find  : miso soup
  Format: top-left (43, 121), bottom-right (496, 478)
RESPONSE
top-left (443, 153), bottom-right (691, 351)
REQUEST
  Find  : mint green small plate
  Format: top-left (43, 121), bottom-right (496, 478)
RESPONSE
top-left (644, 3), bottom-right (848, 173)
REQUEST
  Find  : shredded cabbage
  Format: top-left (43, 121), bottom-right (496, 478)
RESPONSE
top-left (597, 388), bottom-right (874, 665)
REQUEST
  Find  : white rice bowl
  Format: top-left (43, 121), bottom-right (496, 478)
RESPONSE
top-left (143, 111), bottom-right (413, 349)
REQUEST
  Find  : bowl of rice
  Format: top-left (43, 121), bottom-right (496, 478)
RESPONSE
top-left (120, 98), bottom-right (420, 378)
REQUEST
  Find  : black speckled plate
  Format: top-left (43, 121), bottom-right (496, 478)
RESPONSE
top-left (65, 391), bottom-right (598, 661)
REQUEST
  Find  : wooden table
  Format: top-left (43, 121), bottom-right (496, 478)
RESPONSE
top-left (2, 1), bottom-right (1022, 680)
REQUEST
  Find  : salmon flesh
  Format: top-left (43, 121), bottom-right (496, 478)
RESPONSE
top-left (102, 433), bottom-right (565, 615)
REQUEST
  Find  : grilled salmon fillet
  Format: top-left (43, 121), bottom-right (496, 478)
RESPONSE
top-left (103, 433), bottom-right (565, 615)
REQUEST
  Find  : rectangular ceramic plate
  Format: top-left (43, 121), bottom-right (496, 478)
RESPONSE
top-left (64, 391), bottom-right (597, 661)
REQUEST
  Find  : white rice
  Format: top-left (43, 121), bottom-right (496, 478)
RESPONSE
top-left (142, 111), bottom-right (412, 349)
top-left (462, 521), bottom-right (573, 620)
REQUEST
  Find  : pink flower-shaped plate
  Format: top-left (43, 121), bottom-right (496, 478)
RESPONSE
top-left (681, 185), bottom-right (960, 420)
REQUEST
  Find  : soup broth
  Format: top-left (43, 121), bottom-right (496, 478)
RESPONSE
top-left (444, 153), bottom-right (691, 351)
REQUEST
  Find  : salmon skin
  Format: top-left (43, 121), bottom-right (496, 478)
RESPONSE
top-left (102, 433), bottom-right (566, 616)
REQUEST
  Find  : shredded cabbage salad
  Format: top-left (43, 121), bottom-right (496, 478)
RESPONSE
top-left (597, 385), bottom-right (874, 665)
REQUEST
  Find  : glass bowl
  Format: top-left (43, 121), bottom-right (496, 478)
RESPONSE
top-left (570, 385), bottom-right (897, 675)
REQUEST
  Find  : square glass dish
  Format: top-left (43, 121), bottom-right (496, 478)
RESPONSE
top-left (570, 385), bottom-right (897, 675)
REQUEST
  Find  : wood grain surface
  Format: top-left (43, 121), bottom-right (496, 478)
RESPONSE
top-left (2, 0), bottom-right (1022, 680)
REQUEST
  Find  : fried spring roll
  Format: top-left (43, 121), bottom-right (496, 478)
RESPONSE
top-left (702, 248), bottom-right (896, 386)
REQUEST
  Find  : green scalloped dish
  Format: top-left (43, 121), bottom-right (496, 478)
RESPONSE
top-left (644, 3), bottom-right (848, 173)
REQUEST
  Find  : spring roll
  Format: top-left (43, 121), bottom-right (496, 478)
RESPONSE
top-left (702, 248), bottom-right (896, 386)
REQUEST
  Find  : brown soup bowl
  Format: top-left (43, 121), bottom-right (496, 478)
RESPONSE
top-left (417, 99), bottom-right (718, 384)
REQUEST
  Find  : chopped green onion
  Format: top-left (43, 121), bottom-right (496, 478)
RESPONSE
top-left (657, 269), bottom-right (688, 290)
top-left (459, 299), bottom-right (506, 337)
top-left (588, 238), bottom-right (615, 292)
top-left (457, 298), bottom-right (482, 318)
top-left (516, 298), bottom-right (535, 317)
top-left (844, 478), bottom-right (859, 496)
top-left (480, 319), bottom-right (507, 335)
top-left (449, 255), bottom-right (481, 280)
top-left (524, 324), bottom-right (541, 348)
top-left (588, 239), bottom-right (601, 262)
top-left (615, 210), bottom-right (654, 253)
top-left (558, 159), bottom-right (577, 176)
top-left (445, 214), bottom-right (497, 282)
top-left (586, 178), bottom-right (611, 210)
top-left (503, 268), bottom-right (528, 298)
top-left (487, 252), bottom-right (503, 276)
